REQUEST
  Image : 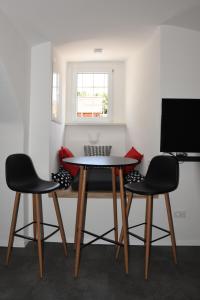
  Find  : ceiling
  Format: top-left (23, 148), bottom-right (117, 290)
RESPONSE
top-left (0, 0), bottom-right (200, 58)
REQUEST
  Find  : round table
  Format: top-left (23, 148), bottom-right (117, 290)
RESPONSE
top-left (63, 156), bottom-right (137, 277)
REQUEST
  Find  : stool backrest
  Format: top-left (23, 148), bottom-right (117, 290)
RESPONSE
top-left (145, 155), bottom-right (179, 190)
top-left (6, 154), bottom-right (39, 190)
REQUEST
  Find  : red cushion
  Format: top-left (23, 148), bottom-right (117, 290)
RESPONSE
top-left (115, 147), bottom-right (143, 176)
top-left (58, 147), bottom-right (79, 177)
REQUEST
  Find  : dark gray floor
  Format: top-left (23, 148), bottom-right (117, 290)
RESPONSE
top-left (0, 243), bottom-right (199, 300)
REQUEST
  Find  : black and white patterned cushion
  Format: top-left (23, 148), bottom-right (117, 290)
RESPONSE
top-left (52, 167), bottom-right (72, 189)
top-left (125, 170), bottom-right (145, 184)
top-left (84, 145), bottom-right (112, 156)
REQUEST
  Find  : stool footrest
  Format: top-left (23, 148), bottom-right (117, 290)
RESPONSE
top-left (14, 221), bottom-right (60, 242)
top-left (128, 223), bottom-right (171, 244)
top-left (128, 231), bottom-right (145, 242)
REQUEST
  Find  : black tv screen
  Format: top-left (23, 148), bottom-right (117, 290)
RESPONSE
top-left (160, 98), bottom-right (200, 153)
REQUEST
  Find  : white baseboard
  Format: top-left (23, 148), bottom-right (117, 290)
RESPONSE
top-left (36, 236), bottom-right (200, 246)
top-left (0, 239), bottom-right (26, 248)
top-left (1, 238), bottom-right (200, 248)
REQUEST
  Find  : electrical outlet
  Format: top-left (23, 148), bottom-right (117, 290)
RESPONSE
top-left (174, 211), bottom-right (186, 218)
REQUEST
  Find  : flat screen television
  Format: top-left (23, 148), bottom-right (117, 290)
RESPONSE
top-left (160, 98), bottom-right (200, 153)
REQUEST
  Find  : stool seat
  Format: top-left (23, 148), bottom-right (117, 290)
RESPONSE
top-left (125, 181), bottom-right (177, 195)
top-left (9, 179), bottom-right (60, 194)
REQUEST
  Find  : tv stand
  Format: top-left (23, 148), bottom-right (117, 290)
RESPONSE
top-left (176, 155), bottom-right (200, 162)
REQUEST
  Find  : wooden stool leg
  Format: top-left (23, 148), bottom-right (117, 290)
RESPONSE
top-left (145, 196), bottom-right (154, 245)
top-left (33, 194), bottom-right (37, 240)
top-left (116, 192), bottom-right (133, 259)
top-left (35, 194), bottom-right (44, 278)
top-left (164, 193), bottom-right (177, 264)
top-left (74, 167), bottom-right (87, 278)
top-left (74, 167), bottom-right (83, 250)
top-left (81, 192), bottom-right (88, 245)
top-left (119, 168), bottom-right (129, 274)
top-left (144, 198), bottom-right (148, 245)
top-left (112, 167), bottom-right (118, 244)
top-left (52, 191), bottom-right (67, 256)
top-left (6, 192), bottom-right (21, 265)
top-left (145, 195), bottom-right (153, 280)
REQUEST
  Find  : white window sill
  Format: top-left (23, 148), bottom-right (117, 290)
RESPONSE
top-left (65, 122), bottom-right (126, 126)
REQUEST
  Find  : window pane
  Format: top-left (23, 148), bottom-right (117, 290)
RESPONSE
top-left (104, 74), bottom-right (108, 87)
top-left (80, 87), bottom-right (93, 96)
top-left (53, 73), bottom-right (57, 87)
top-left (52, 87), bottom-right (57, 101)
top-left (93, 88), bottom-right (108, 96)
top-left (94, 73), bottom-right (105, 87)
top-left (77, 74), bottom-right (83, 87)
top-left (82, 73), bottom-right (93, 87)
top-left (76, 72), bottom-right (109, 119)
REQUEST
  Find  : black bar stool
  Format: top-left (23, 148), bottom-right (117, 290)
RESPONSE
top-left (5, 153), bottom-right (67, 278)
top-left (116, 155), bottom-right (179, 279)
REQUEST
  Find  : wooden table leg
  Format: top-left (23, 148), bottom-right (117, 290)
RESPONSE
top-left (81, 191), bottom-right (88, 245)
top-left (112, 167), bottom-right (118, 244)
top-left (52, 191), bottom-right (68, 256)
top-left (74, 167), bottom-right (84, 250)
top-left (145, 195), bottom-right (153, 280)
top-left (116, 192), bottom-right (133, 259)
top-left (74, 167), bottom-right (87, 278)
top-left (119, 168), bottom-right (129, 274)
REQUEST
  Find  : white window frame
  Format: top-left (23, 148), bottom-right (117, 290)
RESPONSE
top-left (67, 62), bottom-right (113, 124)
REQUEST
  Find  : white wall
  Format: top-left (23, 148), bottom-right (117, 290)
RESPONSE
top-left (0, 10), bottom-right (30, 246)
top-left (50, 49), bottom-right (66, 173)
top-left (28, 42), bottom-right (58, 239)
top-left (124, 29), bottom-right (163, 245)
top-left (161, 26), bottom-right (200, 245)
top-left (29, 42), bottom-right (52, 178)
top-left (50, 122), bottom-right (65, 172)
top-left (161, 26), bottom-right (200, 99)
top-left (64, 124), bottom-right (126, 156)
top-left (125, 29), bottom-right (161, 174)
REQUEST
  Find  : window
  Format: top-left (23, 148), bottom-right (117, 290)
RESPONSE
top-left (77, 73), bottom-right (109, 119)
top-left (67, 63), bottom-right (113, 123)
top-left (52, 72), bottom-right (60, 121)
